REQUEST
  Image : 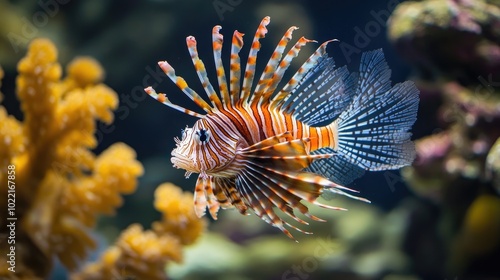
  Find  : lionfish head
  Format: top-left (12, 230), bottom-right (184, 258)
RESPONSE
top-left (171, 119), bottom-right (238, 177)
top-left (170, 124), bottom-right (198, 174)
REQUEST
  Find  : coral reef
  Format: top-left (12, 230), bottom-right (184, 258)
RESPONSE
top-left (388, 0), bottom-right (500, 81)
top-left (0, 38), bottom-right (143, 278)
top-left (486, 137), bottom-right (500, 193)
top-left (389, 0), bottom-right (500, 278)
top-left (72, 183), bottom-right (206, 280)
top-left (152, 183), bottom-right (207, 245)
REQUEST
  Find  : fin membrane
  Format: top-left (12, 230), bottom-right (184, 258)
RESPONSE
top-left (306, 148), bottom-right (365, 186)
top-left (336, 49), bottom-right (419, 171)
top-left (282, 56), bottom-right (357, 126)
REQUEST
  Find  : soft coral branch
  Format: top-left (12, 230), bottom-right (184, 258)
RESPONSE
top-left (0, 38), bottom-right (143, 278)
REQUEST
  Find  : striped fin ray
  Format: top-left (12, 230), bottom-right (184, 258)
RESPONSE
top-left (186, 36), bottom-right (223, 109)
top-left (251, 26), bottom-right (298, 103)
top-left (193, 175), bottom-right (209, 218)
top-left (247, 163), bottom-right (331, 225)
top-left (239, 172), bottom-right (328, 242)
top-left (239, 16), bottom-right (270, 104)
top-left (212, 179), bottom-right (234, 209)
top-left (272, 40), bottom-right (334, 109)
top-left (212, 26), bottom-right (231, 106)
top-left (205, 176), bottom-right (221, 219)
top-left (158, 61), bottom-right (213, 113)
top-left (262, 36), bottom-right (315, 101)
top-left (259, 164), bottom-right (359, 198)
top-left (237, 173), bottom-right (302, 240)
top-left (336, 49), bottom-right (419, 170)
top-left (144, 86), bottom-right (204, 118)
top-left (253, 161), bottom-right (370, 206)
top-left (214, 177), bottom-right (248, 215)
top-left (238, 161), bottom-right (330, 226)
top-left (242, 170), bottom-right (311, 226)
top-left (229, 30), bottom-right (244, 104)
top-left (322, 186), bottom-right (372, 203)
top-left (194, 175), bottom-right (221, 219)
top-left (236, 159), bottom-right (355, 241)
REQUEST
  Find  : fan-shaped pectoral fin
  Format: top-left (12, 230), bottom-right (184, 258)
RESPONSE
top-left (239, 132), bottom-right (334, 172)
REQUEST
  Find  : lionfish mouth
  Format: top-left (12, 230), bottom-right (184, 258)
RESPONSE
top-left (170, 150), bottom-right (199, 174)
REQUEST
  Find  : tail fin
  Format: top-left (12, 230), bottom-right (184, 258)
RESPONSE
top-left (335, 49), bottom-right (419, 171)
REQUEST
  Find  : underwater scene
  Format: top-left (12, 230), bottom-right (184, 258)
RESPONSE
top-left (0, 0), bottom-right (499, 279)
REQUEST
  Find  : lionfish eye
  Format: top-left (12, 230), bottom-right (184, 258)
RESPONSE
top-left (195, 128), bottom-right (210, 144)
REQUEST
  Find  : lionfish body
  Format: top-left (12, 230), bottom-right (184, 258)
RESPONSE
top-left (145, 17), bottom-right (419, 240)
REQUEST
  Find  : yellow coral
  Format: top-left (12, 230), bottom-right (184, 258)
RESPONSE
top-left (460, 194), bottom-right (500, 255)
top-left (153, 182), bottom-right (207, 245)
top-left (0, 66), bottom-right (3, 99)
top-left (450, 194), bottom-right (500, 273)
top-left (72, 183), bottom-right (207, 280)
top-left (0, 38), bottom-right (143, 278)
top-left (66, 57), bottom-right (104, 87)
top-left (73, 224), bottom-right (183, 280)
top-left (0, 106), bottom-right (25, 167)
top-left (0, 66), bottom-right (26, 169)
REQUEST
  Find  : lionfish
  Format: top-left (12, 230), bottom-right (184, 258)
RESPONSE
top-left (145, 16), bottom-right (419, 240)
